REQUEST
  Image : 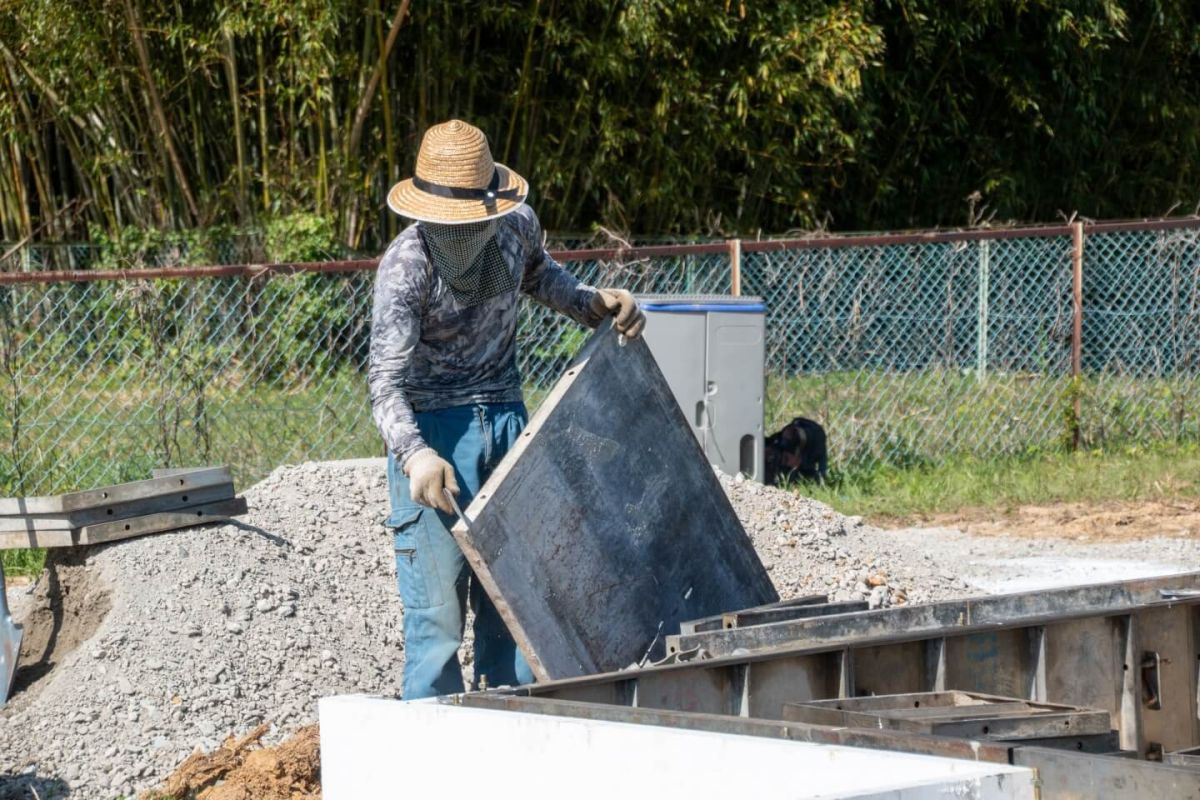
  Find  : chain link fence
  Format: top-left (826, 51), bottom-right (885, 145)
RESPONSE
top-left (0, 248), bottom-right (729, 496)
top-left (2, 219), bottom-right (1199, 496)
top-left (1080, 225), bottom-right (1200, 446)
top-left (744, 232), bottom-right (1077, 468)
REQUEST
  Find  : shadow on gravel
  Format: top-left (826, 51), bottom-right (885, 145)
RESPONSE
top-left (228, 520), bottom-right (290, 548)
top-left (0, 773), bottom-right (71, 799)
top-left (9, 547), bottom-right (111, 702)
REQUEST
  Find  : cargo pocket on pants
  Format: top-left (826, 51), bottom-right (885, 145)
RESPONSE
top-left (390, 507), bottom-right (445, 609)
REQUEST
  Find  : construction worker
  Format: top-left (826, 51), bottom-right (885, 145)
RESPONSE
top-left (369, 120), bottom-right (645, 699)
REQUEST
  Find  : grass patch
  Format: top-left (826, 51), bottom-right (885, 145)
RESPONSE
top-left (0, 374), bottom-right (567, 580)
top-left (2, 547), bottom-right (45, 577)
top-left (801, 442), bottom-right (1200, 522)
top-left (3, 358), bottom-right (1198, 577)
top-left (765, 370), bottom-right (1200, 466)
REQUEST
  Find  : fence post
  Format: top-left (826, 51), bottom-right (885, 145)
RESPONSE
top-left (976, 239), bottom-right (990, 381)
top-left (1071, 221), bottom-right (1084, 450)
top-left (728, 238), bottom-right (742, 296)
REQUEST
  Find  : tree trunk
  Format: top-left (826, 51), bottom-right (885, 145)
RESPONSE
top-left (256, 31), bottom-right (270, 212)
top-left (223, 25), bottom-right (248, 223)
top-left (504, 0), bottom-right (542, 164)
top-left (122, 0), bottom-right (201, 225)
top-left (347, 0), bottom-right (412, 161)
top-left (376, 4), bottom-right (397, 240)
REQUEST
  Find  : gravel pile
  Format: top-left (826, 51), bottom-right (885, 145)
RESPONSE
top-left (0, 460), bottom-right (404, 799)
top-left (720, 471), bottom-right (1199, 603)
top-left (1, 459), bottom-right (1177, 798)
top-left (718, 471), bottom-right (970, 607)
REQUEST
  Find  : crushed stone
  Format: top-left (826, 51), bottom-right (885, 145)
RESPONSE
top-left (0, 460), bottom-right (402, 799)
top-left (718, 470), bottom-right (969, 608)
top-left (720, 470), bottom-right (1200, 605)
top-left (2, 458), bottom-right (1197, 798)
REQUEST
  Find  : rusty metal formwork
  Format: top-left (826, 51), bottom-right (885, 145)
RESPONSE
top-left (461, 572), bottom-right (1200, 798)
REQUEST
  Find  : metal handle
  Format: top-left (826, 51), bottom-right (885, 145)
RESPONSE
top-left (443, 487), bottom-right (477, 536)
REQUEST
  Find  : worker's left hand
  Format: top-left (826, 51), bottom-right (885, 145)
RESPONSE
top-left (591, 288), bottom-right (646, 339)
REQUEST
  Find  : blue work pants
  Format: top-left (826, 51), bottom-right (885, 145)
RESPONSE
top-left (386, 402), bottom-right (534, 699)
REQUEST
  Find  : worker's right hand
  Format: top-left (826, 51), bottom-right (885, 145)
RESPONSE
top-left (404, 448), bottom-right (459, 515)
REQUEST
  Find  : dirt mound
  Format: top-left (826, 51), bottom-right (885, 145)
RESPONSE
top-left (10, 547), bottom-right (111, 701)
top-left (915, 498), bottom-right (1200, 542)
top-left (143, 724), bottom-right (319, 800)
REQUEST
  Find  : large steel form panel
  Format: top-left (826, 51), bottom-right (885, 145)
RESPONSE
top-left (466, 572), bottom-right (1200, 796)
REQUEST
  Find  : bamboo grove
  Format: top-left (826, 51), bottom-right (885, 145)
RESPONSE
top-left (2, 1), bottom-right (1199, 251)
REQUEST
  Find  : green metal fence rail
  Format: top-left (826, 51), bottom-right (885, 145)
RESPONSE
top-left (2, 218), bottom-right (1199, 496)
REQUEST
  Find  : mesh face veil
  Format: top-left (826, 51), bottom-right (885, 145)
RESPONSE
top-left (419, 220), bottom-right (516, 306)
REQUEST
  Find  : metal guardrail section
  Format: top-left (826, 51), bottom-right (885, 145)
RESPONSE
top-left (3, 216), bottom-right (1200, 495)
top-left (460, 571), bottom-right (1200, 798)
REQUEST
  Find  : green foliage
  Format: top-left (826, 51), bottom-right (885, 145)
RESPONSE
top-left (4, 2), bottom-right (1198, 246)
top-left (263, 213), bottom-right (338, 263)
top-left (835, 0), bottom-right (1200, 227)
top-left (89, 225), bottom-right (240, 270)
top-left (88, 212), bottom-right (339, 269)
top-left (253, 273), bottom-right (358, 381)
top-left (77, 213), bottom-right (345, 381)
top-left (767, 368), bottom-right (1200, 470)
top-left (1060, 376), bottom-right (1084, 450)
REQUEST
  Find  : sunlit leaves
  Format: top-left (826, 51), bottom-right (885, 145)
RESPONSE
top-left (1, 0), bottom-right (1199, 242)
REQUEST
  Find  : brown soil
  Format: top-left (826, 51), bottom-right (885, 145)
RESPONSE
top-left (9, 547), bottom-right (111, 701)
top-left (143, 724), bottom-right (320, 800)
top-left (906, 498), bottom-right (1200, 542)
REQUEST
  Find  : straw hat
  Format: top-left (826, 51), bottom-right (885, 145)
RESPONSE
top-left (388, 120), bottom-right (529, 223)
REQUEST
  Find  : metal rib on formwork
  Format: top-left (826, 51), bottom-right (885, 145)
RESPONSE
top-left (452, 693), bottom-right (1200, 799)
top-left (459, 572), bottom-right (1200, 798)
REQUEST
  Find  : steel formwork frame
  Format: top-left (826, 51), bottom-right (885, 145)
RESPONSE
top-left (452, 694), bottom-right (1200, 799)
top-left (461, 572), bottom-right (1200, 798)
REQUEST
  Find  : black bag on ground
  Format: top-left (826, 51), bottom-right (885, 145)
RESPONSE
top-left (764, 417), bottom-right (828, 485)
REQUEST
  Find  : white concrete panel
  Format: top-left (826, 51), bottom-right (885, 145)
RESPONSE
top-left (320, 695), bottom-right (1035, 800)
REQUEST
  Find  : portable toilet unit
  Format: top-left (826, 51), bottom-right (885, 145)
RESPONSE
top-left (637, 295), bottom-right (766, 481)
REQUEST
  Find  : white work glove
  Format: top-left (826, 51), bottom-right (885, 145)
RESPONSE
top-left (590, 288), bottom-right (646, 339)
top-left (404, 448), bottom-right (459, 515)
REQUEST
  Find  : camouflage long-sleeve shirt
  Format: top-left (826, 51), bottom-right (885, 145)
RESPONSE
top-left (369, 205), bottom-right (604, 465)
